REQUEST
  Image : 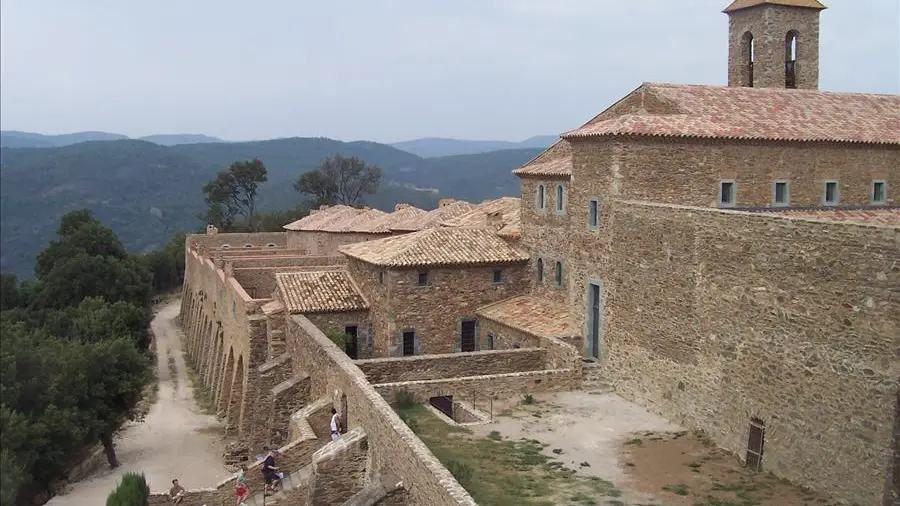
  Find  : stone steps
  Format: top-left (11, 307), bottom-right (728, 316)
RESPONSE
top-left (581, 361), bottom-right (614, 393)
top-left (243, 465), bottom-right (311, 506)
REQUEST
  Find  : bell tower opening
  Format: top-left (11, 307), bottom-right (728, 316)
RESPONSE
top-left (724, 0), bottom-right (827, 90)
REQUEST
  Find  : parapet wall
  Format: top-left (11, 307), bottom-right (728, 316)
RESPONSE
top-left (284, 314), bottom-right (477, 506)
top-left (187, 231), bottom-right (287, 250)
top-left (355, 348), bottom-right (546, 383)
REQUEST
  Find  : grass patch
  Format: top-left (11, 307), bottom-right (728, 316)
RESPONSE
top-left (396, 404), bottom-right (621, 506)
top-left (182, 352), bottom-right (216, 415)
top-left (167, 353), bottom-right (178, 389)
top-left (662, 483), bottom-right (691, 496)
top-left (624, 438), bottom-right (643, 446)
top-left (521, 393), bottom-right (536, 405)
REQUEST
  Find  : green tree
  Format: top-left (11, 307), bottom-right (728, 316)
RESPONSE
top-left (105, 473), bottom-right (149, 506)
top-left (0, 274), bottom-right (20, 310)
top-left (33, 253), bottom-right (151, 310)
top-left (230, 205), bottom-right (309, 233)
top-left (42, 297), bottom-right (151, 350)
top-left (139, 232), bottom-right (186, 294)
top-left (202, 158), bottom-right (268, 231)
top-left (294, 154), bottom-right (382, 207)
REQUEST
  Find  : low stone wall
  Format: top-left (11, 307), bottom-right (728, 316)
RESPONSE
top-left (476, 318), bottom-right (583, 385)
top-left (188, 231), bottom-right (287, 250)
top-left (284, 314), bottom-right (477, 506)
top-left (308, 428), bottom-right (370, 505)
top-left (229, 255), bottom-right (347, 269)
top-left (373, 369), bottom-right (578, 405)
top-left (356, 348), bottom-right (546, 384)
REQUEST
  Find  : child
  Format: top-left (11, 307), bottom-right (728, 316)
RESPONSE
top-left (235, 465), bottom-right (249, 506)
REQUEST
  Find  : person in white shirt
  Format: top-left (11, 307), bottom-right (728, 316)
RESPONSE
top-left (330, 408), bottom-right (341, 441)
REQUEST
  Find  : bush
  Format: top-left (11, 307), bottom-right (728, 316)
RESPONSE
top-left (445, 459), bottom-right (473, 486)
top-left (394, 389), bottom-right (416, 410)
top-left (398, 410), bottom-right (419, 433)
top-left (522, 393), bottom-right (535, 405)
top-left (325, 329), bottom-right (350, 349)
top-left (105, 473), bottom-right (149, 506)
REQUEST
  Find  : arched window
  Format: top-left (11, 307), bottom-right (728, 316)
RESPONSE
top-left (555, 261), bottom-right (563, 287)
top-left (785, 31), bottom-right (799, 88)
top-left (221, 244), bottom-right (231, 249)
top-left (741, 31), bottom-right (755, 88)
top-left (537, 185), bottom-right (546, 210)
top-left (536, 258), bottom-right (544, 283)
top-left (556, 185), bottom-right (564, 212)
top-left (243, 244), bottom-right (253, 248)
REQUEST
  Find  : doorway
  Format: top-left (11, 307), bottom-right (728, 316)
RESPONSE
top-left (340, 393), bottom-right (348, 435)
top-left (746, 418), bottom-right (765, 472)
top-left (344, 325), bottom-right (359, 359)
top-left (402, 330), bottom-right (415, 356)
top-left (460, 319), bottom-right (477, 352)
top-left (430, 395), bottom-right (453, 419)
top-left (587, 282), bottom-right (602, 359)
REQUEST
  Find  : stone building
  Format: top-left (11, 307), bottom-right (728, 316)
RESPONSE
top-left (174, 2), bottom-right (898, 505)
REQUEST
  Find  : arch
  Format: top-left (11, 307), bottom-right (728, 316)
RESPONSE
top-left (203, 322), bottom-right (218, 384)
top-left (221, 244), bottom-right (231, 249)
top-left (226, 355), bottom-right (245, 436)
top-left (555, 260), bottom-right (563, 287)
top-left (217, 347), bottom-right (235, 414)
top-left (243, 244), bottom-right (253, 248)
top-left (536, 257), bottom-right (544, 284)
top-left (266, 243), bottom-right (277, 248)
top-left (785, 30), bottom-right (799, 88)
top-left (209, 331), bottom-right (225, 398)
top-left (741, 31), bottom-right (755, 87)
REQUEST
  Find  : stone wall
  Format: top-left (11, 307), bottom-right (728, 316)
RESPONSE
top-left (347, 258), bottom-right (531, 356)
top-left (283, 313), bottom-right (477, 506)
top-left (229, 255), bottom-right (346, 270)
top-left (307, 428), bottom-right (370, 505)
top-left (287, 230), bottom-right (389, 255)
top-left (373, 369), bottom-right (578, 405)
top-left (355, 348), bottom-right (546, 384)
top-left (306, 311), bottom-right (373, 359)
top-left (187, 231), bottom-right (287, 250)
top-left (519, 178), bottom-right (571, 307)
top-left (594, 200), bottom-right (899, 505)
top-left (232, 265), bottom-right (346, 299)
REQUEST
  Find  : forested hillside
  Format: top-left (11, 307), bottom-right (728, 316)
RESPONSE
top-left (0, 137), bottom-right (538, 279)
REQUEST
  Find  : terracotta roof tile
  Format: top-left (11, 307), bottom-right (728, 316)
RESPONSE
top-left (476, 295), bottom-right (573, 339)
top-left (512, 140), bottom-right (572, 178)
top-left (758, 208), bottom-right (900, 228)
top-left (390, 200), bottom-right (476, 232)
top-left (339, 227), bottom-right (529, 268)
top-left (283, 205), bottom-right (363, 231)
top-left (441, 197), bottom-right (521, 238)
top-left (327, 208), bottom-right (387, 233)
top-left (275, 270), bottom-right (369, 314)
top-left (723, 0), bottom-right (826, 13)
top-left (345, 205), bottom-right (427, 233)
top-left (563, 83), bottom-right (900, 145)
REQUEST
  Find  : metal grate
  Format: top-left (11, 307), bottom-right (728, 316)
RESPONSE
top-left (745, 419), bottom-right (765, 472)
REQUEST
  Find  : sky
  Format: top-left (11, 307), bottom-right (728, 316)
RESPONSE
top-left (1, 0), bottom-right (898, 144)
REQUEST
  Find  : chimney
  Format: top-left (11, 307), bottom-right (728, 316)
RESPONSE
top-left (394, 203), bottom-right (411, 211)
top-left (486, 210), bottom-right (503, 230)
top-left (206, 224), bottom-right (219, 235)
top-left (438, 198), bottom-right (456, 208)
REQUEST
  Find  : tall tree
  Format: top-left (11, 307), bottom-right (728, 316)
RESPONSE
top-left (294, 154), bottom-right (382, 207)
top-left (202, 158), bottom-right (268, 231)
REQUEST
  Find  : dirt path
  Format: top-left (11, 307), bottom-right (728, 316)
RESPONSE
top-left (48, 300), bottom-right (229, 505)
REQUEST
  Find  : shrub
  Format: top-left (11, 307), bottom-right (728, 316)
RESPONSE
top-left (395, 389), bottom-right (416, 410)
top-left (398, 410), bottom-right (419, 433)
top-left (106, 473), bottom-right (149, 506)
top-left (325, 329), bottom-right (350, 349)
top-left (445, 459), bottom-right (473, 486)
top-left (522, 393), bottom-right (535, 405)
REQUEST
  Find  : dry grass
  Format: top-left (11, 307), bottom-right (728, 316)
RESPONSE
top-left (182, 352), bottom-right (217, 415)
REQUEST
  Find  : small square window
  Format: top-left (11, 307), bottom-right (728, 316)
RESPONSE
top-left (588, 199), bottom-right (599, 229)
top-left (417, 271), bottom-right (429, 286)
top-left (719, 181), bottom-right (736, 207)
top-left (824, 181), bottom-right (839, 206)
top-left (773, 181), bottom-right (790, 206)
top-left (492, 269), bottom-right (503, 284)
top-left (872, 180), bottom-right (886, 205)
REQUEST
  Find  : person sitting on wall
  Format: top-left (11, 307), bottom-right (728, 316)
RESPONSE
top-left (168, 479), bottom-right (186, 504)
top-left (330, 407), bottom-right (342, 441)
top-left (261, 448), bottom-right (282, 495)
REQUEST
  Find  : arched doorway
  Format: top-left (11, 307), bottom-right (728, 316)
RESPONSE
top-left (217, 348), bottom-right (235, 414)
top-left (226, 355), bottom-right (245, 436)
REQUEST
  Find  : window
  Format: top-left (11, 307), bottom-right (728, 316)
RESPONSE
top-left (487, 333), bottom-right (495, 350)
top-left (823, 180), bottom-right (839, 206)
top-left (377, 271), bottom-right (385, 284)
top-left (772, 181), bottom-right (790, 207)
top-left (555, 185), bottom-right (565, 213)
top-left (221, 244), bottom-right (231, 249)
top-left (402, 331), bottom-right (415, 356)
top-left (537, 184), bottom-right (546, 210)
top-left (492, 269), bottom-right (503, 284)
top-left (417, 270), bottom-right (429, 286)
top-left (266, 243), bottom-right (277, 248)
top-left (588, 199), bottom-right (599, 230)
top-left (555, 261), bottom-right (563, 288)
top-left (244, 244), bottom-right (253, 248)
top-left (872, 180), bottom-right (886, 205)
top-left (536, 258), bottom-right (544, 284)
top-left (719, 181), bottom-right (736, 207)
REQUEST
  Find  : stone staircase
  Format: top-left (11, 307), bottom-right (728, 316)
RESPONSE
top-left (242, 465), bottom-right (312, 506)
top-left (581, 359), bottom-right (614, 393)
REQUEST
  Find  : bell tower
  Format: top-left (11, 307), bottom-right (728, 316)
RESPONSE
top-left (724, 0), bottom-right (827, 90)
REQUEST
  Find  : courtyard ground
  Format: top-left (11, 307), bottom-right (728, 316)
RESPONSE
top-left (47, 300), bottom-right (228, 505)
top-left (399, 391), bottom-right (843, 506)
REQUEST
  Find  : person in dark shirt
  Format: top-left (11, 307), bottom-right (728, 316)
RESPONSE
top-left (261, 448), bottom-right (282, 495)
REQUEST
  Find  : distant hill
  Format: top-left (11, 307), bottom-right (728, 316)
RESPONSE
top-left (391, 135), bottom-right (557, 158)
top-left (0, 130), bottom-right (128, 148)
top-left (0, 136), bottom-right (534, 279)
top-left (137, 134), bottom-right (223, 146)
top-left (0, 130), bottom-right (222, 148)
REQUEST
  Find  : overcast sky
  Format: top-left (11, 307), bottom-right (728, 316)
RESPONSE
top-left (1, 1), bottom-right (897, 143)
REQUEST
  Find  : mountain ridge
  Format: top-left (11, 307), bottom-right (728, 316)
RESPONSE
top-left (0, 130), bottom-right (224, 148)
top-left (389, 135), bottom-right (557, 157)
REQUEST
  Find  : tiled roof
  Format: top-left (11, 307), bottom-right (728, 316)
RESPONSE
top-left (275, 270), bottom-right (369, 314)
top-left (512, 140), bottom-right (572, 178)
top-left (283, 205), bottom-right (363, 231)
top-left (476, 296), bottom-right (573, 339)
top-left (328, 208), bottom-right (387, 233)
top-left (345, 205), bottom-right (427, 233)
top-left (562, 83), bottom-right (900, 145)
top-left (390, 200), bottom-right (477, 232)
top-left (723, 0), bottom-right (826, 13)
top-left (759, 208), bottom-right (900, 228)
top-left (441, 197), bottom-right (522, 238)
top-left (338, 227), bottom-right (529, 268)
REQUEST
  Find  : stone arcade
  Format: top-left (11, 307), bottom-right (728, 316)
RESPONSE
top-left (173, 2), bottom-right (899, 505)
